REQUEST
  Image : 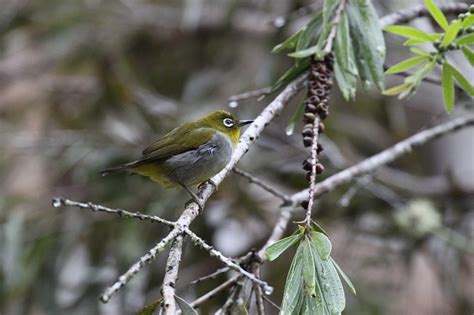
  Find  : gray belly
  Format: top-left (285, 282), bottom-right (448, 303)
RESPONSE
top-left (162, 132), bottom-right (233, 185)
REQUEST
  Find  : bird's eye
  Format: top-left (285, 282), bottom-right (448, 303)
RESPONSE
top-left (223, 118), bottom-right (234, 128)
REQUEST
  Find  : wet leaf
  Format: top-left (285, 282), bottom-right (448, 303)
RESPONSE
top-left (265, 233), bottom-right (302, 261)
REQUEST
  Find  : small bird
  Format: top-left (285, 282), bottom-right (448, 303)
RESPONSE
top-left (101, 110), bottom-right (253, 207)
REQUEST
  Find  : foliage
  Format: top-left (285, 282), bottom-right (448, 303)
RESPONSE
top-left (266, 225), bottom-right (355, 315)
top-left (384, 2), bottom-right (474, 112)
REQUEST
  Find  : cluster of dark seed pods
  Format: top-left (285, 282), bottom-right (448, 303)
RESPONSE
top-left (301, 54), bottom-right (334, 210)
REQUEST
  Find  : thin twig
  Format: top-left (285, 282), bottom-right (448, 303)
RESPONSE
top-left (257, 205), bottom-right (294, 260)
top-left (190, 267), bottom-right (230, 285)
top-left (162, 235), bottom-right (184, 313)
top-left (322, 0), bottom-right (348, 55)
top-left (52, 197), bottom-right (175, 227)
top-left (379, 3), bottom-right (469, 27)
top-left (252, 264), bottom-right (265, 315)
top-left (291, 115), bottom-right (474, 204)
top-left (233, 168), bottom-right (291, 204)
top-left (185, 229), bottom-right (272, 294)
top-left (262, 294), bottom-right (281, 311)
top-left (100, 229), bottom-right (181, 303)
top-left (190, 276), bottom-right (240, 308)
top-left (228, 86), bottom-right (272, 104)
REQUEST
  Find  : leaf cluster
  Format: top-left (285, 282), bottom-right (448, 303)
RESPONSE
top-left (384, 1), bottom-right (474, 112)
top-left (265, 225), bottom-right (355, 315)
top-left (271, 0), bottom-right (385, 100)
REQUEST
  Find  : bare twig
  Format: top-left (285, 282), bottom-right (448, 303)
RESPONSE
top-left (190, 275), bottom-right (239, 308)
top-left (252, 264), bottom-right (265, 315)
top-left (322, 0), bottom-right (348, 55)
top-left (379, 3), bottom-right (469, 27)
top-left (233, 168), bottom-right (291, 204)
top-left (228, 86), bottom-right (272, 104)
top-left (162, 235), bottom-right (184, 313)
top-left (190, 267), bottom-right (230, 285)
top-left (52, 197), bottom-right (175, 227)
top-left (257, 205), bottom-right (294, 259)
top-left (100, 229), bottom-right (181, 303)
top-left (262, 294), bottom-right (281, 311)
top-left (291, 115), bottom-right (474, 204)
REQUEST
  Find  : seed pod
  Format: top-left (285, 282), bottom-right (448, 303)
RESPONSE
top-left (317, 143), bottom-right (324, 154)
top-left (315, 163), bottom-right (325, 174)
top-left (303, 136), bottom-right (313, 147)
top-left (318, 122), bottom-right (325, 134)
top-left (305, 103), bottom-right (317, 113)
top-left (305, 171), bottom-right (312, 181)
top-left (301, 200), bottom-right (309, 210)
top-left (303, 113), bottom-right (315, 123)
top-left (302, 158), bottom-right (312, 171)
top-left (302, 128), bottom-right (313, 138)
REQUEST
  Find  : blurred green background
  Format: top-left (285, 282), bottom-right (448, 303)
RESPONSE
top-left (1, 0), bottom-right (473, 314)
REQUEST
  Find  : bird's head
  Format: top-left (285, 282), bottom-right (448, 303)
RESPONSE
top-left (200, 110), bottom-right (253, 146)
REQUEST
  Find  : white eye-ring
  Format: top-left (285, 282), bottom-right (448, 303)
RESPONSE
top-left (223, 118), bottom-right (234, 128)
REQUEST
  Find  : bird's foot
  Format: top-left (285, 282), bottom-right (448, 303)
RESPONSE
top-left (198, 179), bottom-right (218, 192)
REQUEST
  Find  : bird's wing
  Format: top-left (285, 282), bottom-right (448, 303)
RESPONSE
top-left (139, 126), bottom-right (216, 162)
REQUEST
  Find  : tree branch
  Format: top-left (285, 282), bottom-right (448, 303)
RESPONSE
top-left (379, 3), bottom-right (469, 28)
top-left (290, 115), bottom-right (474, 204)
top-left (162, 235), bottom-right (184, 313)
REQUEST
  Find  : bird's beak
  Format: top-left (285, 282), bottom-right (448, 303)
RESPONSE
top-left (238, 120), bottom-right (253, 127)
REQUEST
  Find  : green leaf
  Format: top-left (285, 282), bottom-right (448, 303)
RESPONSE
top-left (136, 299), bottom-right (162, 315)
top-left (384, 25), bottom-right (438, 42)
top-left (403, 38), bottom-right (435, 45)
top-left (270, 58), bottom-right (310, 93)
top-left (296, 13), bottom-right (324, 53)
top-left (461, 46), bottom-right (474, 66)
top-left (281, 244), bottom-right (305, 314)
top-left (424, 0), bottom-right (449, 31)
top-left (175, 295), bottom-right (198, 315)
top-left (272, 30), bottom-right (302, 53)
top-left (383, 83), bottom-right (411, 96)
top-left (410, 47), bottom-right (431, 56)
top-left (312, 241), bottom-right (345, 314)
top-left (285, 97), bottom-right (306, 136)
top-left (385, 56), bottom-right (428, 74)
top-left (334, 11), bottom-right (358, 100)
top-left (444, 62), bottom-right (474, 96)
top-left (311, 231), bottom-right (332, 260)
top-left (462, 14), bottom-right (474, 29)
top-left (330, 257), bottom-right (357, 295)
top-left (347, 0), bottom-right (386, 91)
top-left (303, 238), bottom-right (317, 297)
top-left (442, 19), bottom-right (462, 47)
top-left (265, 234), bottom-right (302, 261)
top-left (288, 44), bottom-right (322, 58)
top-left (442, 62), bottom-right (455, 113)
top-left (456, 33), bottom-right (474, 46)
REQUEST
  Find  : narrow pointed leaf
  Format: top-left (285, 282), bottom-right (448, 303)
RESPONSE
top-left (461, 46), bottom-right (474, 66)
top-left (265, 234), bottom-right (302, 261)
top-left (410, 47), bottom-right (431, 56)
top-left (462, 14), bottom-right (474, 29)
top-left (175, 296), bottom-right (198, 315)
top-left (286, 96), bottom-right (306, 136)
top-left (311, 231), bottom-right (332, 260)
top-left (384, 25), bottom-right (438, 41)
top-left (281, 244), bottom-right (305, 314)
top-left (456, 33), bottom-right (474, 45)
top-left (383, 83), bottom-right (411, 96)
top-left (272, 30), bottom-right (302, 53)
top-left (288, 44), bottom-right (322, 58)
top-left (347, 0), bottom-right (386, 91)
top-left (403, 38), bottom-right (434, 45)
top-left (312, 242), bottom-right (345, 314)
top-left (444, 62), bottom-right (474, 96)
top-left (424, 0), bottom-right (449, 31)
top-left (385, 56), bottom-right (428, 74)
top-left (442, 63), bottom-right (455, 113)
top-left (442, 19), bottom-right (462, 47)
top-left (303, 238), bottom-right (317, 296)
top-left (330, 257), bottom-right (357, 295)
top-left (334, 11), bottom-right (357, 100)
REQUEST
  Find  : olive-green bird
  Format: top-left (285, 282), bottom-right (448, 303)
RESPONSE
top-left (101, 110), bottom-right (253, 207)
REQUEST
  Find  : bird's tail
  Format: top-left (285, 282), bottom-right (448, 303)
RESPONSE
top-left (100, 161), bottom-right (137, 176)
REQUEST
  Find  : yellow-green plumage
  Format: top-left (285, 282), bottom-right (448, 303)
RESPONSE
top-left (101, 111), bottom-right (252, 193)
